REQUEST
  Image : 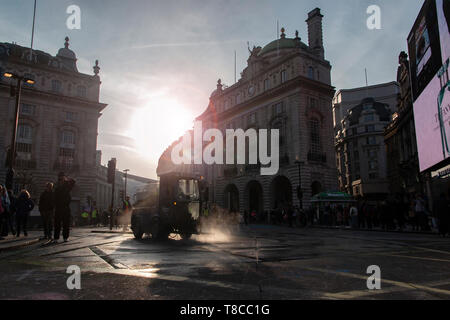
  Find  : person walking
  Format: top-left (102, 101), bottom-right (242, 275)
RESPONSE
top-left (414, 194), bottom-right (428, 231)
top-left (435, 193), bottom-right (450, 237)
top-left (0, 185), bottom-right (5, 240)
top-left (0, 185), bottom-right (10, 238)
top-left (350, 204), bottom-right (358, 229)
top-left (39, 183), bottom-right (55, 241)
top-left (15, 190), bottom-right (34, 237)
top-left (54, 172), bottom-right (76, 242)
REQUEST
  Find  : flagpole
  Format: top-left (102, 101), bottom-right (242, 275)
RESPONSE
top-left (29, 0), bottom-right (37, 61)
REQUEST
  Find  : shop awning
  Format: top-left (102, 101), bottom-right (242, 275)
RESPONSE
top-left (311, 192), bottom-right (355, 203)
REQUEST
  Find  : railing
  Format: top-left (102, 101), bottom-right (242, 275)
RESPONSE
top-left (15, 159), bottom-right (37, 169)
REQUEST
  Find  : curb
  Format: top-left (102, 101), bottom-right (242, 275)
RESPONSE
top-left (0, 238), bottom-right (40, 252)
top-left (310, 225), bottom-right (437, 235)
top-left (91, 230), bottom-right (132, 234)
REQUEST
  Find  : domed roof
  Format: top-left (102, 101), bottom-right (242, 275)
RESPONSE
top-left (57, 37), bottom-right (76, 60)
top-left (258, 30), bottom-right (306, 56)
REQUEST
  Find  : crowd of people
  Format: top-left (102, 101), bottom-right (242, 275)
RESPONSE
top-left (257, 193), bottom-right (450, 237)
top-left (0, 172), bottom-right (75, 243)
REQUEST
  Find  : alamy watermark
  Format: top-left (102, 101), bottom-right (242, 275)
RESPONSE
top-left (66, 265), bottom-right (81, 290)
top-left (66, 5), bottom-right (81, 30)
top-left (171, 121), bottom-right (280, 176)
top-left (367, 5), bottom-right (381, 30)
top-left (366, 265), bottom-right (381, 290)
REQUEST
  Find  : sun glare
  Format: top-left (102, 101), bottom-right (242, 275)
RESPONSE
top-left (129, 98), bottom-right (194, 160)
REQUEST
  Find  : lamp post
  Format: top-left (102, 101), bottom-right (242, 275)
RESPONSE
top-left (3, 72), bottom-right (35, 190)
top-left (295, 157), bottom-right (304, 210)
top-left (123, 169), bottom-right (130, 199)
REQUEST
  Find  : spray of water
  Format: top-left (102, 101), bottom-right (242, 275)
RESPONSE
top-left (193, 205), bottom-right (240, 243)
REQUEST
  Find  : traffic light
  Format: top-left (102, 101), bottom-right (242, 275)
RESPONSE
top-left (107, 158), bottom-right (116, 184)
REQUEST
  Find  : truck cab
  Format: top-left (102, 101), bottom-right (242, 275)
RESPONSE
top-left (131, 173), bottom-right (202, 240)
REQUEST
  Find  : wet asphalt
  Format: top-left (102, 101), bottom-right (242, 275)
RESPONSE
top-left (1, 225), bottom-right (450, 300)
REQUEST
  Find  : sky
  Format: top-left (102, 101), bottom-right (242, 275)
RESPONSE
top-left (0, 0), bottom-right (424, 179)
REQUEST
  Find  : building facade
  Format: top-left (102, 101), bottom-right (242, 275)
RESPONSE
top-left (194, 8), bottom-right (337, 214)
top-left (384, 52), bottom-right (422, 198)
top-left (334, 82), bottom-right (399, 199)
top-left (0, 38), bottom-right (107, 218)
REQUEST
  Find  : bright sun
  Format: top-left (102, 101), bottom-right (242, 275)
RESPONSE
top-left (128, 98), bottom-right (194, 160)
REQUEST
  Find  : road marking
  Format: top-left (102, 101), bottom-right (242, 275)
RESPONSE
top-left (16, 270), bottom-right (34, 281)
top-left (374, 253), bottom-right (450, 263)
top-left (301, 266), bottom-right (450, 298)
top-left (324, 279), bottom-right (450, 299)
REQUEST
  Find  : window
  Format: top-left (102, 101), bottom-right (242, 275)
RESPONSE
top-left (264, 79), bottom-right (270, 91)
top-left (369, 172), bottom-right (379, 179)
top-left (59, 147), bottom-right (75, 158)
top-left (367, 136), bottom-right (377, 145)
top-left (308, 67), bottom-right (314, 80)
top-left (369, 160), bottom-right (378, 171)
top-left (65, 111), bottom-right (77, 122)
top-left (366, 125), bottom-right (375, 132)
top-left (16, 124), bottom-right (33, 160)
top-left (236, 93), bottom-right (241, 105)
top-left (225, 100), bottom-right (230, 110)
top-left (61, 131), bottom-right (75, 145)
top-left (273, 102), bottom-right (284, 115)
top-left (18, 124), bottom-right (32, 141)
top-left (281, 70), bottom-right (287, 83)
top-left (309, 97), bottom-right (317, 108)
top-left (52, 80), bottom-right (62, 93)
top-left (363, 103), bottom-right (373, 110)
top-left (20, 104), bottom-right (36, 116)
top-left (77, 86), bottom-right (86, 98)
top-left (309, 118), bottom-right (321, 155)
top-left (364, 114), bottom-right (375, 122)
top-left (367, 149), bottom-right (377, 158)
top-left (247, 113), bottom-right (256, 125)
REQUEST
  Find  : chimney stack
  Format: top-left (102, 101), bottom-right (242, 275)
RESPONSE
top-left (306, 8), bottom-right (324, 59)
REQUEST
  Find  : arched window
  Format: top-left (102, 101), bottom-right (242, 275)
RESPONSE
top-left (309, 118), bottom-right (321, 155)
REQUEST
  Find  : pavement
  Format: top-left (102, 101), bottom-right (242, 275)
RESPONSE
top-left (0, 224), bottom-right (449, 300)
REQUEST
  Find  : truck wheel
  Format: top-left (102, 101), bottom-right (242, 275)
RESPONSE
top-left (151, 222), bottom-right (162, 239)
top-left (180, 233), bottom-right (192, 240)
top-left (133, 228), bottom-right (143, 240)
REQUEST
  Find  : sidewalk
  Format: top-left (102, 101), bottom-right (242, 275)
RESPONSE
top-left (0, 231), bottom-right (41, 252)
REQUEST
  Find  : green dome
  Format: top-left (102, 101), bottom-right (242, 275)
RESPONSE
top-left (258, 37), bottom-right (305, 56)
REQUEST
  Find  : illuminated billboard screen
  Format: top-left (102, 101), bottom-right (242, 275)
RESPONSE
top-left (409, 0), bottom-right (450, 172)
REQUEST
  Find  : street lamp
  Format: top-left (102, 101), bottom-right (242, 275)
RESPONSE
top-left (295, 156), bottom-right (304, 210)
top-left (3, 72), bottom-right (35, 190)
top-left (123, 169), bottom-right (130, 199)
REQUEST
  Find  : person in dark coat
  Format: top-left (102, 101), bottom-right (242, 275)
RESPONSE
top-left (15, 190), bottom-right (34, 237)
top-left (39, 183), bottom-right (55, 240)
top-left (434, 193), bottom-right (450, 237)
top-left (53, 172), bottom-right (75, 242)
